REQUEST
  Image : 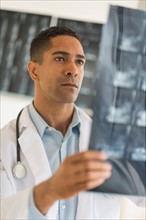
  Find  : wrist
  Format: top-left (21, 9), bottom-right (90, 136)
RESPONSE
top-left (33, 180), bottom-right (58, 214)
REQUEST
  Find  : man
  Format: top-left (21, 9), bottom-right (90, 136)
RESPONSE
top-left (0, 26), bottom-right (142, 220)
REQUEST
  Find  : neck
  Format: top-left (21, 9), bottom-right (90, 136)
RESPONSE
top-left (33, 99), bottom-right (75, 136)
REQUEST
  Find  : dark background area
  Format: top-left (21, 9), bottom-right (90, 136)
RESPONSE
top-left (0, 9), bottom-right (102, 111)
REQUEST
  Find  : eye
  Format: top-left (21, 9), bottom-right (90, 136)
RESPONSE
top-left (55, 57), bottom-right (65, 62)
top-left (76, 59), bottom-right (85, 66)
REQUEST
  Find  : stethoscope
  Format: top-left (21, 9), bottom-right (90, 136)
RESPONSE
top-left (12, 109), bottom-right (27, 179)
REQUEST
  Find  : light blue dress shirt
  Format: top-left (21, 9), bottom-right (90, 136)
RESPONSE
top-left (28, 103), bottom-right (80, 220)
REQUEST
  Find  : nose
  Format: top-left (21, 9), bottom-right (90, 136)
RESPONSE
top-left (64, 61), bottom-right (79, 77)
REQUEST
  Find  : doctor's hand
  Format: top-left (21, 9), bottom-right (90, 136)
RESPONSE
top-left (33, 150), bottom-right (112, 214)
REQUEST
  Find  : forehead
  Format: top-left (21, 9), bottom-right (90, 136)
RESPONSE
top-left (48, 35), bottom-right (85, 55)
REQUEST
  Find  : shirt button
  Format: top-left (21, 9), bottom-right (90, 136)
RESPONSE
top-left (48, 127), bottom-right (52, 131)
top-left (61, 204), bottom-right (66, 209)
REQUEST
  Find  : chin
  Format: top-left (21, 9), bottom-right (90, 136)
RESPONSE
top-left (60, 96), bottom-right (78, 104)
top-left (57, 92), bottom-right (78, 103)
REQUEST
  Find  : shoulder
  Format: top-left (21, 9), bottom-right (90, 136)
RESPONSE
top-left (0, 106), bottom-right (31, 145)
top-left (1, 106), bottom-right (29, 131)
top-left (1, 119), bottom-right (16, 138)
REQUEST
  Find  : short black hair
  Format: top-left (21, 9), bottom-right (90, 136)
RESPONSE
top-left (30, 26), bottom-right (82, 64)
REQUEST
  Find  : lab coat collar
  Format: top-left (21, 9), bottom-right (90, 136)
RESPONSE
top-left (78, 106), bottom-right (92, 152)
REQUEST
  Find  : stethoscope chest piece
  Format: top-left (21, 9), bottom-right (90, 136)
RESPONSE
top-left (12, 162), bottom-right (26, 179)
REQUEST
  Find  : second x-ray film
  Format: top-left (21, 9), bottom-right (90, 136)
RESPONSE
top-left (89, 6), bottom-right (146, 197)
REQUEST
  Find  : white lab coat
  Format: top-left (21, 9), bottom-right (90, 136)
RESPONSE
top-left (0, 106), bottom-right (125, 219)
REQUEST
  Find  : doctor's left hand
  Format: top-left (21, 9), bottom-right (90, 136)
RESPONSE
top-left (33, 150), bottom-right (112, 214)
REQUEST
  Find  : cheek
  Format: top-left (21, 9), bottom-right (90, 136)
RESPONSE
top-left (38, 69), bottom-right (51, 89)
top-left (79, 71), bottom-right (84, 82)
top-left (38, 67), bottom-right (52, 82)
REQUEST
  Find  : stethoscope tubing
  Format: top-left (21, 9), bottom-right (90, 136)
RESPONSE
top-left (12, 109), bottom-right (27, 179)
top-left (16, 109), bottom-right (23, 162)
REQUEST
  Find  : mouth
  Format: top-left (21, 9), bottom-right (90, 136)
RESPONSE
top-left (61, 82), bottom-right (79, 89)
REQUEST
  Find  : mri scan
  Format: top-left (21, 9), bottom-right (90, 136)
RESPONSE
top-left (89, 5), bottom-right (146, 197)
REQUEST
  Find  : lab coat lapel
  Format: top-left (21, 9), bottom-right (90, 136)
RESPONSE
top-left (18, 107), bottom-right (52, 185)
top-left (77, 110), bottom-right (94, 219)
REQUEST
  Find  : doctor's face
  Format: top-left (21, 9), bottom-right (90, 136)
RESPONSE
top-left (30, 35), bottom-right (85, 104)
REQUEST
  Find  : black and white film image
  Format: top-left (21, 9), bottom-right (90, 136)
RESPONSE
top-left (89, 6), bottom-right (146, 197)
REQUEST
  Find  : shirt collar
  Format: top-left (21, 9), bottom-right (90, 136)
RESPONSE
top-left (28, 102), bottom-right (81, 137)
top-left (28, 102), bottom-right (48, 137)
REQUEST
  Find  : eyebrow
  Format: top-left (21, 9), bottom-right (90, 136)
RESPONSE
top-left (52, 51), bottom-right (86, 60)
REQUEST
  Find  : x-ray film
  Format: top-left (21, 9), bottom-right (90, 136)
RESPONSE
top-left (89, 6), bottom-right (146, 197)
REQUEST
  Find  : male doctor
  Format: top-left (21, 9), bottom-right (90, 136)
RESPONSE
top-left (0, 26), bottom-right (144, 220)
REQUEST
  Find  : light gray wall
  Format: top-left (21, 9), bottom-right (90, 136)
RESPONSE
top-left (1, 1), bottom-right (145, 219)
top-left (1, 0), bottom-right (141, 24)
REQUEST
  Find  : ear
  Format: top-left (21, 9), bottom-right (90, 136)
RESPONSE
top-left (27, 61), bottom-right (39, 81)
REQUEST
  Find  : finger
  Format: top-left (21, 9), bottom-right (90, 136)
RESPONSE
top-left (66, 150), bottom-right (109, 164)
top-left (72, 177), bottom-right (107, 192)
top-left (75, 169), bottom-right (112, 184)
top-left (81, 178), bottom-right (106, 190)
top-left (68, 161), bottom-right (112, 178)
top-left (71, 160), bottom-right (112, 175)
top-left (66, 166), bottom-right (111, 187)
top-left (75, 150), bottom-right (109, 162)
